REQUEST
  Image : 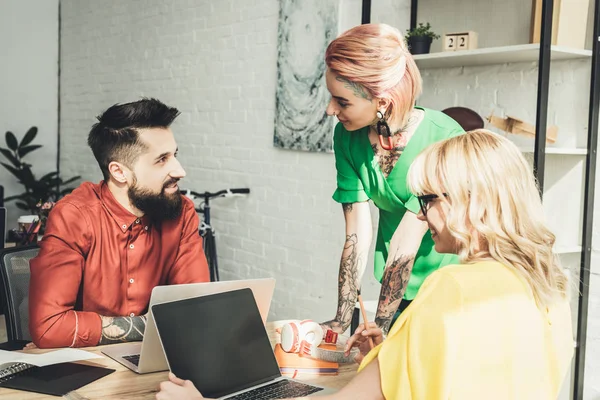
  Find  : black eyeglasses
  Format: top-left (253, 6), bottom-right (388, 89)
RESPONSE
top-left (417, 193), bottom-right (448, 216)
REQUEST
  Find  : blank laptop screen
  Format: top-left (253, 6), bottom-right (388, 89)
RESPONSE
top-left (152, 288), bottom-right (281, 399)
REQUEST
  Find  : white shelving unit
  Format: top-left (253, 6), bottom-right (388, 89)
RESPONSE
top-left (413, 44), bottom-right (592, 69)
top-left (518, 147), bottom-right (588, 155)
top-left (554, 245), bottom-right (583, 255)
top-left (413, 43), bottom-right (590, 263)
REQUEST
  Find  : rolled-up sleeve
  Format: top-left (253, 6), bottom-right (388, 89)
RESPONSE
top-left (332, 124), bottom-right (370, 204)
top-left (167, 197), bottom-right (210, 284)
top-left (29, 203), bottom-right (102, 348)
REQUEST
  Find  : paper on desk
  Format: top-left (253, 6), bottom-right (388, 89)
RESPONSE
top-left (0, 348), bottom-right (102, 367)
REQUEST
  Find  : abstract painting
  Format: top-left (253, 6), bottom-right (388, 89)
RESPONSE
top-left (274, 0), bottom-right (339, 152)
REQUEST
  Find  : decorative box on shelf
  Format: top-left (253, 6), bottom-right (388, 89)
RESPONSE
top-left (443, 31), bottom-right (478, 51)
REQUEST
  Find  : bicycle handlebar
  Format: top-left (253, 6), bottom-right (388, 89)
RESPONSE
top-left (185, 188), bottom-right (250, 200)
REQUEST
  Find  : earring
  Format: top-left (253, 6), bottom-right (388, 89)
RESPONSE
top-left (376, 111), bottom-right (394, 150)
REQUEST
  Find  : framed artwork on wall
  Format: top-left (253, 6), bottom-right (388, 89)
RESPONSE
top-left (273, 0), bottom-right (339, 152)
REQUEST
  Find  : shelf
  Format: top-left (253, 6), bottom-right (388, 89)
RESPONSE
top-left (554, 246), bottom-right (582, 255)
top-left (413, 44), bottom-right (592, 69)
top-left (518, 147), bottom-right (588, 155)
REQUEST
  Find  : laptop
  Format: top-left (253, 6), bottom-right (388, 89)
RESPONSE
top-left (152, 288), bottom-right (334, 399)
top-left (101, 278), bottom-right (275, 374)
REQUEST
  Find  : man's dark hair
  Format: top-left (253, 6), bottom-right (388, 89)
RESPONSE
top-left (88, 98), bottom-right (181, 180)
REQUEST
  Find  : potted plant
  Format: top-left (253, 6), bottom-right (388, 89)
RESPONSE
top-left (0, 127), bottom-right (80, 234)
top-left (405, 22), bottom-right (440, 55)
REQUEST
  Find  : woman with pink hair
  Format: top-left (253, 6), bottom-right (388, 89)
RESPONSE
top-left (319, 23), bottom-right (464, 337)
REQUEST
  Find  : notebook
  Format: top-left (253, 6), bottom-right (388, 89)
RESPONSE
top-left (0, 348), bottom-right (114, 396)
top-left (0, 362), bottom-right (114, 396)
top-left (152, 288), bottom-right (335, 399)
top-left (273, 344), bottom-right (339, 376)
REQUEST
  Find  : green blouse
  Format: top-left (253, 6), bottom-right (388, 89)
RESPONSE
top-left (332, 107), bottom-right (464, 300)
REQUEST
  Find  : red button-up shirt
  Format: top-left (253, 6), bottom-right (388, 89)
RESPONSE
top-left (29, 181), bottom-right (209, 348)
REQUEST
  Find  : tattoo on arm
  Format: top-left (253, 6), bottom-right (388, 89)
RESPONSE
top-left (322, 234), bottom-right (361, 333)
top-left (99, 315), bottom-right (147, 345)
top-left (342, 203), bottom-right (353, 213)
top-left (375, 254), bottom-right (415, 335)
top-left (335, 76), bottom-right (373, 102)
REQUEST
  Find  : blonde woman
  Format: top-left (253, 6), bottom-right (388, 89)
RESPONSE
top-left (156, 129), bottom-right (573, 399)
top-left (320, 23), bottom-right (465, 337)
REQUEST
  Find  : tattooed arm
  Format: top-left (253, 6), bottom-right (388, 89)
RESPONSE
top-left (321, 201), bottom-right (373, 334)
top-left (375, 211), bottom-right (428, 335)
top-left (98, 315), bottom-right (148, 345)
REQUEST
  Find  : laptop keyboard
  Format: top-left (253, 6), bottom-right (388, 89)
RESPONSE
top-left (122, 354), bottom-right (141, 366)
top-left (226, 380), bottom-right (323, 399)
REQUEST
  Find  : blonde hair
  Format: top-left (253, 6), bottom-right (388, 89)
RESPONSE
top-left (407, 129), bottom-right (568, 307)
top-left (325, 23), bottom-right (422, 129)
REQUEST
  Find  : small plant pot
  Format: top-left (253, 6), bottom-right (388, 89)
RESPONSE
top-left (408, 36), bottom-right (433, 55)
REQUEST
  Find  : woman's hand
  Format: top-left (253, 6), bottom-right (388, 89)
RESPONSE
top-left (344, 322), bottom-right (384, 363)
top-left (156, 372), bottom-right (209, 400)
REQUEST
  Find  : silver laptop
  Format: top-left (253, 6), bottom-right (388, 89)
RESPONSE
top-left (101, 278), bottom-right (275, 374)
top-left (152, 288), bottom-right (335, 399)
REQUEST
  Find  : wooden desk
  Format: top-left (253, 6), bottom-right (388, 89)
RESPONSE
top-left (0, 321), bottom-right (358, 399)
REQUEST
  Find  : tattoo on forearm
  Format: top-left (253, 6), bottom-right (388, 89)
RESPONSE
top-left (323, 234), bottom-right (361, 333)
top-left (375, 254), bottom-right (414, 334)
top-left (335, 76), bottom-right (372, 102)
top-left (99, 315), bottom-right (147, 345)
top-left (342, 203), bottom-right (353, 213)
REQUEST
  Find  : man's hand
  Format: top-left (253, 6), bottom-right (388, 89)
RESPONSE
top-left (156, 372), bottom-right (208, 400)
top-left (23, 342), bottom-right (38, 350)
top-left (344, 322), bottom-right (384, 364)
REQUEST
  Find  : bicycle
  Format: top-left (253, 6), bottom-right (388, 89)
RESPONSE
top-left (183, 188), bottom-right (250, 282)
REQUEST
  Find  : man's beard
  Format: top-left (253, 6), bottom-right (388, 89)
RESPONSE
top-left (128, 177), bottom-right (183, 222)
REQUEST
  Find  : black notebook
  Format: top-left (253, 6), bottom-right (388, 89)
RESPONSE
top-left (0, 361), bottom-right (115, 396)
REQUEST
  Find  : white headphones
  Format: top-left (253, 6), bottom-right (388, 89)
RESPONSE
top-left (280, 320), bottom-right (358, 364)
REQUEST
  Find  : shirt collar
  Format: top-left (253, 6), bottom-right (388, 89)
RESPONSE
top-left (99, 181), bottom-right (151, 232)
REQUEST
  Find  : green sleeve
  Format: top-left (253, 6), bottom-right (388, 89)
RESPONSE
top-left (404, 195), bottom-right (421, 215)
top-left (332, 123), bottom-right (370, 204)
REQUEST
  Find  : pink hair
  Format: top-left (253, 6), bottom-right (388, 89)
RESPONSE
top-left (325, 23), bottom-right (422, 129)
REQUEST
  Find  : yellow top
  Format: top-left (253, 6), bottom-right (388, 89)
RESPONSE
top-left (359, 261), bottom-right (573, 399)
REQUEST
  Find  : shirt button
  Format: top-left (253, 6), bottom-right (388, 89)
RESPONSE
top-left (130, 313), bottom-right (135, 317)
top-left (129, 244), bottom-right (134, 249)
top-left (129, 278), bottom-right (134, 284)
top-left (144, 226), bottom-right (149, 231)
top-left (135, 219), bottom-right (140, 224)
top-left (122, 224), bottom-right (127, 229)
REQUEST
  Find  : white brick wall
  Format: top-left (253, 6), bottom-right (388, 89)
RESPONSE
top-left (58, 0), bottom-right (599, 397)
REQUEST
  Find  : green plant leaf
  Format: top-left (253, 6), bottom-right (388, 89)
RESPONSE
top-left (19, 166), bottom-right (37, 188)
top-left (5, 131), bottom-right (18, 151)
top-left (18, 144), bottom-right (42, 158)
top-left (15, 201), bottom-right (30, 211)
top-left (3, 194), bottom-right (26, 202)
top-left (0, 147), bottom-right (20, 167)
top-left (39, 171), bottom-right (59, 182)
top-left (0, 162), bottom-right (24, 180)
top-left (20, 126), bottom-right (38, 147)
